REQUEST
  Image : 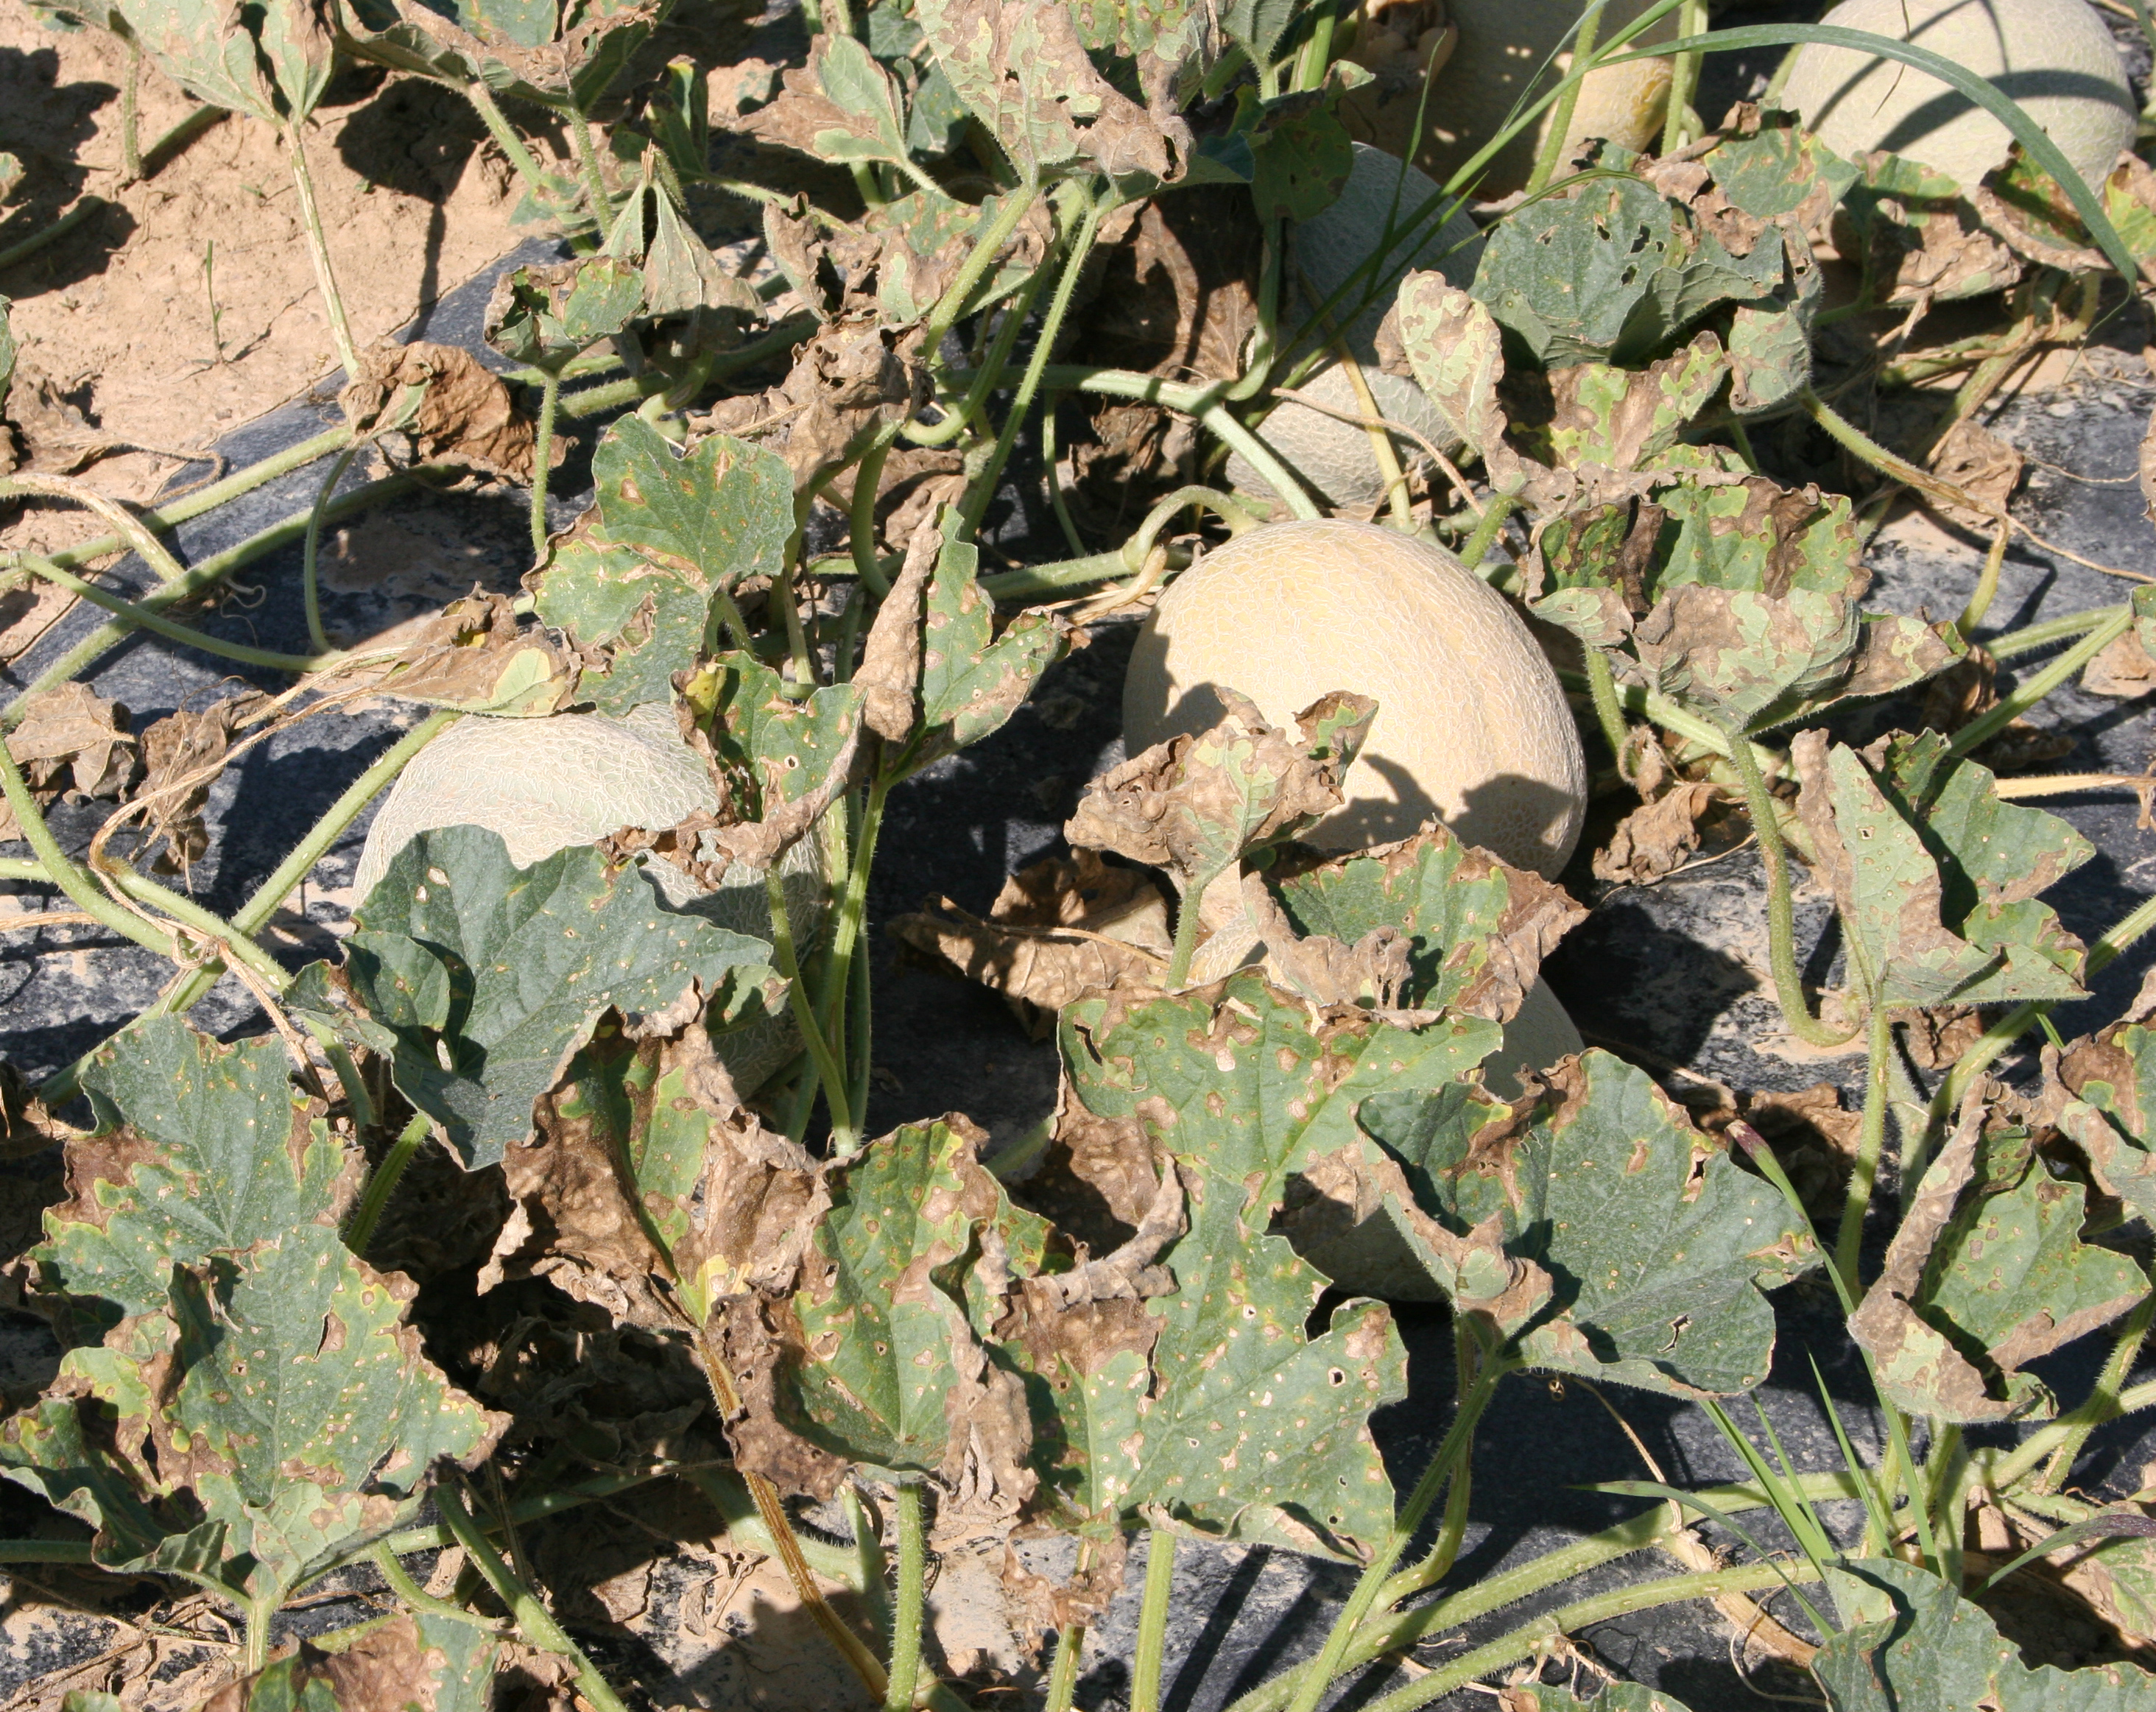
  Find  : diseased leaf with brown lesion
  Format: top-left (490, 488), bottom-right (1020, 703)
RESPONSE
top-left (1018, 971), bottom-right (1437, 1553)
top-left (193, 1610), bottom-right (503, 1712)
top-left (1, 1225), bottom-right (501, 1607)
top-left (1359, 1051), bottom-right (1817, 1395)
top-left (1851, 1102), bottom-right (2147, 1423)
top-left (2046, 965), bottom-right (2156, 1230)
top-left (747, 1117), bottom-right (1044, 1516)
top-left (1794, 730), bottom-right (2091, 1010)
top-left (32, 1016), bottom-right (359, 1343)
top-left (1268, 822), bottom-right (1585, 1022)
top-left (915, 0), bottom-right (1178, 185)
top-left (1065, 688), bottom-right (1374, 900)
top-left (364, 591), bottom-right (580, 718)
top-left (297, 825), bottom-right (781, 1171)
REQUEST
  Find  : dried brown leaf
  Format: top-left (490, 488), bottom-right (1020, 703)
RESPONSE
top-left (0, 683), bottom-right (135, 837)
top-left (1063, 689), bottom-right (1373, 892)
top-left (1931, 419), bottom-right (2023, 529)
top-left (339, 340), bottom-right (543, 482)
top-left (1075, 196), bottom-right (1263, 386)
top-left (890, 896), bottom-right (1167, 1035)
top-left (856, 522), bottom-right (940, 743)
top-left (1592, 780), bottom-right (1721, 886)
top-left (369, 591), bottom-right (580, 716)
top-left (196, 1616), bottom-right (446, 1712)
top-left (701, 1296), bottom-right (851, 1501)
top-left (2085, 627), bottom-right (2156, 699)
top-left (699, 309), bottom-right (926, 493)
top-left (133, 692), bottom-right (269, 875)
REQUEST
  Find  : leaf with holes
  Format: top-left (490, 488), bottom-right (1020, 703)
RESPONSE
top-left (708, 652), bottom-right (866, 817)
top-left (915, 0), bottom-right (1174, 185)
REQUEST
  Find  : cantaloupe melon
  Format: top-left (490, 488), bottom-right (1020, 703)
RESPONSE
top-left (1225, 144), bottom-right (1482, 511)
top-left (1342, 0), bottom-right (1676, 200)
top-left (1782, 0), bottom-right (2135, 191)
top-left (1122, 519), bottom-right (1588, 876)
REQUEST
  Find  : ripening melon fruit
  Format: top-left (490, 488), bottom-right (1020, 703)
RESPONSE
top-left (1122, 519), bottom-right (1588, 877)
top-left (1225, 144), bottom-right (1482, 511)
top-left (1782, 0), bottom-right (2135, 191)
top-left (1484, 975), bottom-right (1583, 1100)
top-left (355, 704), bottom-right (824, 1091)
top-left (1342, 0), bottom-right (1676, 200)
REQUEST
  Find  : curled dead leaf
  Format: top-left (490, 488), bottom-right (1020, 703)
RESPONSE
top-left (339, 341), bottom-right (545, 483)
top-left (1593, 780), bottom-right (1722, 887)
top-left (133, 692), bottom-right (269, 876)
top-left (0, 683), bottom-right (136, 839)
top-left (367, 591), bottom-right (580, 716)
top-left (889, 850), bottom-right (1172, 1035)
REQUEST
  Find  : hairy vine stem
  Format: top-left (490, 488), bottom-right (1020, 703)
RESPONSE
top-left (1834, 986), bottom-right (1895, 1289)
top-left (882, 1480), bottom-right (927, 1712)
top-left (435, 1484), bottom-right (631, 1712)
top-left (1722, 718), bottom-right (1853, 1049)
top-left (961, 183), bottom-right (1109, 536)
top-left (1132, 1527), bottom-right (1177, 1712)
top-left (345, 1110), bottom-right (434, 1258)
top-left (529, 370), bottom-right (563, 557)
top-left (1527, 1), bottom-right (1607, 197)
top-left (283, 122), bottom-right (359, 380)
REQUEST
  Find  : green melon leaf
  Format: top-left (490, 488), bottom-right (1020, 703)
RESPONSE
top-left (114, 0), bottom-right (333, 124)
top-left (1269, 823), bottom-right (1585, 1019)
top-left (708, 652), bottom-right (866, 815)
top-left (1817, 1557), bottom-right (2155, 1712)
top-left (32, 1018), bottom-right (356, 1340)
top-left (914, 0), bottom-right (1173, 186)
top-left (188, 1612), bottom-right (502, 1712)
top-left (482, 257), bottom-right (644, 370)
top-left (2, 1228), bottom-right (497, 1604)
top-left (1027, 972), bottom-right (1426, 1550)
top-left (900, 534), bottom-right (1068, 776)
top-left (1364, 1051), bottom-right (1817, 1396)
top-left (590, 415), bottom-right (795, 593)
top-left (313, 825), bottom-right (780, 1169)
top-left (1794, 734), bottom-right (2089, 1011)
top-left (529, 534), bottom-right (710, 715)
top-left (807, 33), bottom-right (917, 168)
top-left (778, 1119), bottom-right (1049, 1479)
